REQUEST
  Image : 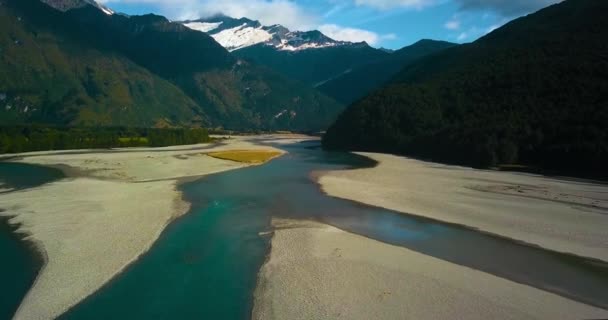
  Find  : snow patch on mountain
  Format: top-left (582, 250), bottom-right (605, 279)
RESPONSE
top-left (99, 5), bottom-right (114, 15)
top-left (183, 22), bottom-right (223, 33)
top-left (181, 15), bottom-right (362, 52)
top-left (276, 41), bottom-right (337, 51)
top-left (209, 24), bottom-right (273, 51)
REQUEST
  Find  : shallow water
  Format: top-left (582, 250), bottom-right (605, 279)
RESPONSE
top-left (59, 142), bottom-right (370, 319)
top-left (0, 162), bottom-right (64, 320)
top-left (62, 140), bottom-right (608, 319)
top-left (1, 141), bottom-right (607, 320)
top-left (0, 162), bottom-right (64, 193)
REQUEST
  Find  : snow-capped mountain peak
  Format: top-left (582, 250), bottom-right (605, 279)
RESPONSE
top-left (212, 23), bottom-right (273, 51)
top-left (181, 15), bottom-right (359, 52)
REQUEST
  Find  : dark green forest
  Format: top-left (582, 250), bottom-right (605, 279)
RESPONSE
top-left (323, 0), bottom-right (608, 178)
top-left (235, 41), bottom-right (388, 86)
top-left (319, 40), bottom-right (456, 105)
top-left (0, 0), bottom-right (343, 131)
top-left (0, 126), bottom-right (210, 154)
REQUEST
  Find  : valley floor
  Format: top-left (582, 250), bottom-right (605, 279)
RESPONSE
top-left (4, 139), bottom-right (608, 320)
top-left (0, 137), bottom-right (284, 320)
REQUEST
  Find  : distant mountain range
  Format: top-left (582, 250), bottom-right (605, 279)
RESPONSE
top-left (182, 15), bottom-right (392, 88)
top-left (324, 0), bottom-right (608, 177)
top-left (182, 15), bottom-right (357, 52)
top-left (0, 0), bottom-right (343, 130)
top-left (181, 16), bottom-right (456, 102)
top-left (1, 1), bottom-right (458, 131)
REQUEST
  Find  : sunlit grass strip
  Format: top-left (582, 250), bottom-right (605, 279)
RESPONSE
top-left (118, 137), bottom-right (149, 143)
top-left (206, 150), bottom-right (283, 164)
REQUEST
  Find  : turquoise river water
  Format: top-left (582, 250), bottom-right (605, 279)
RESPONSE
top-left (0, 140), bottom-right (607, 320)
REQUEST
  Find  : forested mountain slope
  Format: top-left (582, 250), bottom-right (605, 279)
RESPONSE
top-left (318, 39), bottom-right (456, 104)
top-left (0, 0), bottom-right (202, 127)
top-left (323, 0), bottom-right (608, 177)
top-left (234, 42), bottom-right (389, 87)
top-left (0, 0), bottom-right (343, 130)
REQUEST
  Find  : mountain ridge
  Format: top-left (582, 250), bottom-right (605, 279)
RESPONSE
top-left (0, 0), bottom-right (345, 130)
top-left (323, 0), bottom-right (608, 177)
top-left (40, 0), bottom-right (114, 14)
top-left (181, 15), bottom-right (364, 52)
top-left (182, 15), bottom-right (391, 87)
top-left (319, 39), bottom-right (457, 104)
top-left (0, 0), bottom-right (204, 127)
top-left (186, 15), bottom-right (455, 96)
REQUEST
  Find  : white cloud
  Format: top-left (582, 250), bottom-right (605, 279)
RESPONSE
top-left (98, 0), bottom-right (317, 30)
top-left (196, 0), bottom-right (317, 30)
top-left (319, 24), bottom-right (377, 44)
top-left (353, 0), bottom-right (436, 10)
top-left (97, 0), bottom-right (397, 46)
top-left (319, 24), bottom-right (392, 45)
top-left (444, 19), bottom-right (460, 30)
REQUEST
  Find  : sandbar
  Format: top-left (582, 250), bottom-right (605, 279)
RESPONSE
top-left (318, 153), bottom-right (608, 262)
top-left (253, 219), bottom-right (608, 319)
top-left (0, 136), bottom-right (284, 320)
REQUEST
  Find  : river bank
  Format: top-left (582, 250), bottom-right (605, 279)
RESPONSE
top-left (318, 153), bottom-right (608, 262)
top-left (0, 136), bottom-right (284, 320)
top-left (253, 219), bottom-right (608, 319)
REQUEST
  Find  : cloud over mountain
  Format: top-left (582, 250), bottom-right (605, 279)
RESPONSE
top-left (95, 0), bottom-right (562, 48)
top-left (319, 24), bottom-right (395, 45)
top-left (98, 0), bottom-right (317, 29)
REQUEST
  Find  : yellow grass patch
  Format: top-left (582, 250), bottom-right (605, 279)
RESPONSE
top-left (206, 150), bottom-right (283, 164)
top-left (118, 137), bottom-right (149, 143)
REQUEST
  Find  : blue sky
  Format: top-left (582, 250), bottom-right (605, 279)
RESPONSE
top-left (97, 0), bottom-right (560, 49)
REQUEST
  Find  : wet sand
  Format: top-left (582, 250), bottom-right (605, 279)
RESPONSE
top-left (0, 137), bottom-right (284, 320)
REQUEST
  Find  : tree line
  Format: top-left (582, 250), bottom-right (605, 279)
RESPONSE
top-left (0, 126), bottom-right (211, 154)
